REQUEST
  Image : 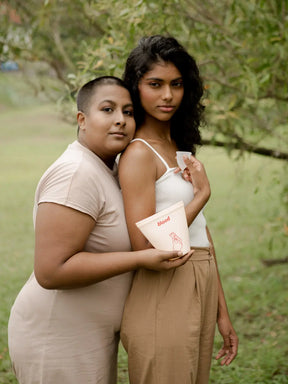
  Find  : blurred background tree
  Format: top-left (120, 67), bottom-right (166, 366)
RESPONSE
top-left (0, 4), bottom-right (287, 383)
top-left (1, 0), bottom-right (287, 161)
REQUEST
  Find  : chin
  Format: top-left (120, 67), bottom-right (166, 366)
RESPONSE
top-left (158, 115), bottom-right (174, 122)
top-left (111, 143), bottom-right (130, 155)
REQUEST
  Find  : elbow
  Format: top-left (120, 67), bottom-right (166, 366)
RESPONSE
top-left (205, 188), bottom-right (211, 202)
top-left (195, 186), bottom-right (211, 205)
top-left (204, 183), bottom-right (211, 202)
top-left (35, 275), bottom-right (57, 290)
top-left (34, 268), bottom-right (60, 290)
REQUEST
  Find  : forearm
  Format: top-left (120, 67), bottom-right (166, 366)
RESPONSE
top-left (35, 247), bottom-right (191, 290)
top-left (35, 250), bottom-right (141, 290)
top-left (215, 269), bottom-right (230, 320)
top-left (185, 189), bottom-right (210, 227)
top-left (206, 226), bottom-right (231, 320)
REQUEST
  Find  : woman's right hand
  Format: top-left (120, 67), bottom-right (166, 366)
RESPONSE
top-left (137, 248), bottom-right (194, 271)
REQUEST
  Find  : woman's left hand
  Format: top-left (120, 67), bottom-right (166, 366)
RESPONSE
top-left (174, 155), bottom-right (201, 182)
top-left (216, 316), bottom-right (239, 366)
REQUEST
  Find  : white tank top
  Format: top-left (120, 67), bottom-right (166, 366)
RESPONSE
top-left (132, 139), bottom-right (210, 247)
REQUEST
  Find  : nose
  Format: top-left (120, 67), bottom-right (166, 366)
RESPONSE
top-left (162, 85), bottom-right (173, 101)
top-left (115, 111), bottom-right (126, 127)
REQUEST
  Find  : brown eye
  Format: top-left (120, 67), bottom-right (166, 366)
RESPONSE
top-left (172, 81), bottom-right (183, 88)
top-left (102, 107), bottom-right (113, 113)
top-left (124, 110), bottom-right (134, 116)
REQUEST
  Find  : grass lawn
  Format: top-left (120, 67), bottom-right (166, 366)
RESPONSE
top-left (0, 72), bottom-right (287, 383)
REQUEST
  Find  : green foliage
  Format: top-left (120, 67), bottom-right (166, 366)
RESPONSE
top-left (62, 0), bottom-right (187, 87)
top-left (62, 0), bottom-right (288, 158)
top-left (0, 0), bottom-right (107, 81)
top-left (1, 0), bottom-right (288, 160)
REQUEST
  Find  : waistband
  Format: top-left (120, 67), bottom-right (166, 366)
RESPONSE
top-left (188, 246), bottom-right (214, 261)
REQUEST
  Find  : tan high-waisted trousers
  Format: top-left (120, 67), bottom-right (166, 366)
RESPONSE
top-left (120, 247), bottom-right (218, 384)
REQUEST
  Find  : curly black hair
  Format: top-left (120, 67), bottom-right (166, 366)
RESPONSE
top-left (123, 35), bottom-right (205, 154)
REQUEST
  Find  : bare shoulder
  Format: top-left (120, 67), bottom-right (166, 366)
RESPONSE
top-left (119, 140), bottom-right (155, 168)
top-left (119, 140), bottom-right (157, 185)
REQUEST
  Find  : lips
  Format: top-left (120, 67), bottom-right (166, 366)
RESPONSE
top-left (158, 105), bottom-right (175, 112)
top-left (109, 131), bottom-right (127, 138)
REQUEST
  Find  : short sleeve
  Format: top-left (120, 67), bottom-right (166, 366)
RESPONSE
top-left (35, 158), bottom-right (104, 222)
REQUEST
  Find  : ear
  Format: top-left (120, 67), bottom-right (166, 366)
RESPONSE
top-left (77, 111), bottom-right (86, 131)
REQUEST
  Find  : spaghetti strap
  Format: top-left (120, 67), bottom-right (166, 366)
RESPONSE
top-left (131, 138), bottom-right (170, 170)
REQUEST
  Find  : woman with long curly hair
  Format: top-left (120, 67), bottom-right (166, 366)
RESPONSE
top-left (119, 35), bottom-right (238, 384)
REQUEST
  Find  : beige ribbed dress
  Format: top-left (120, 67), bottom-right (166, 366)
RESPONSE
top-left (8, 141), bottom-right (133, 384)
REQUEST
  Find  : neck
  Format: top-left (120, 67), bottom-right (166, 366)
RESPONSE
top-left (100, 155), bottom-right (116, 170)
top-left (137, 115), bottom-right (172, 142)
top-left (77, 138), bottom-right (116, 170)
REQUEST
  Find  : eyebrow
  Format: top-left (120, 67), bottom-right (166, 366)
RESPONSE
top-left (145, 76), bottom-right (183, 82)
top-left (100, 100), bottom-right (133, 108)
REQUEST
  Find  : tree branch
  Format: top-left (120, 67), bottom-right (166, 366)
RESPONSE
top-left (261, 257), bottom-right (288, 266)
top-left (202, 138), bottom-right (288, 160)
top-left (52, 25), bottom-right (75, 71)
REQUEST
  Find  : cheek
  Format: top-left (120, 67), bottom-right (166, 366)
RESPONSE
top-left (139, 89), bottom-right (155, 108)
